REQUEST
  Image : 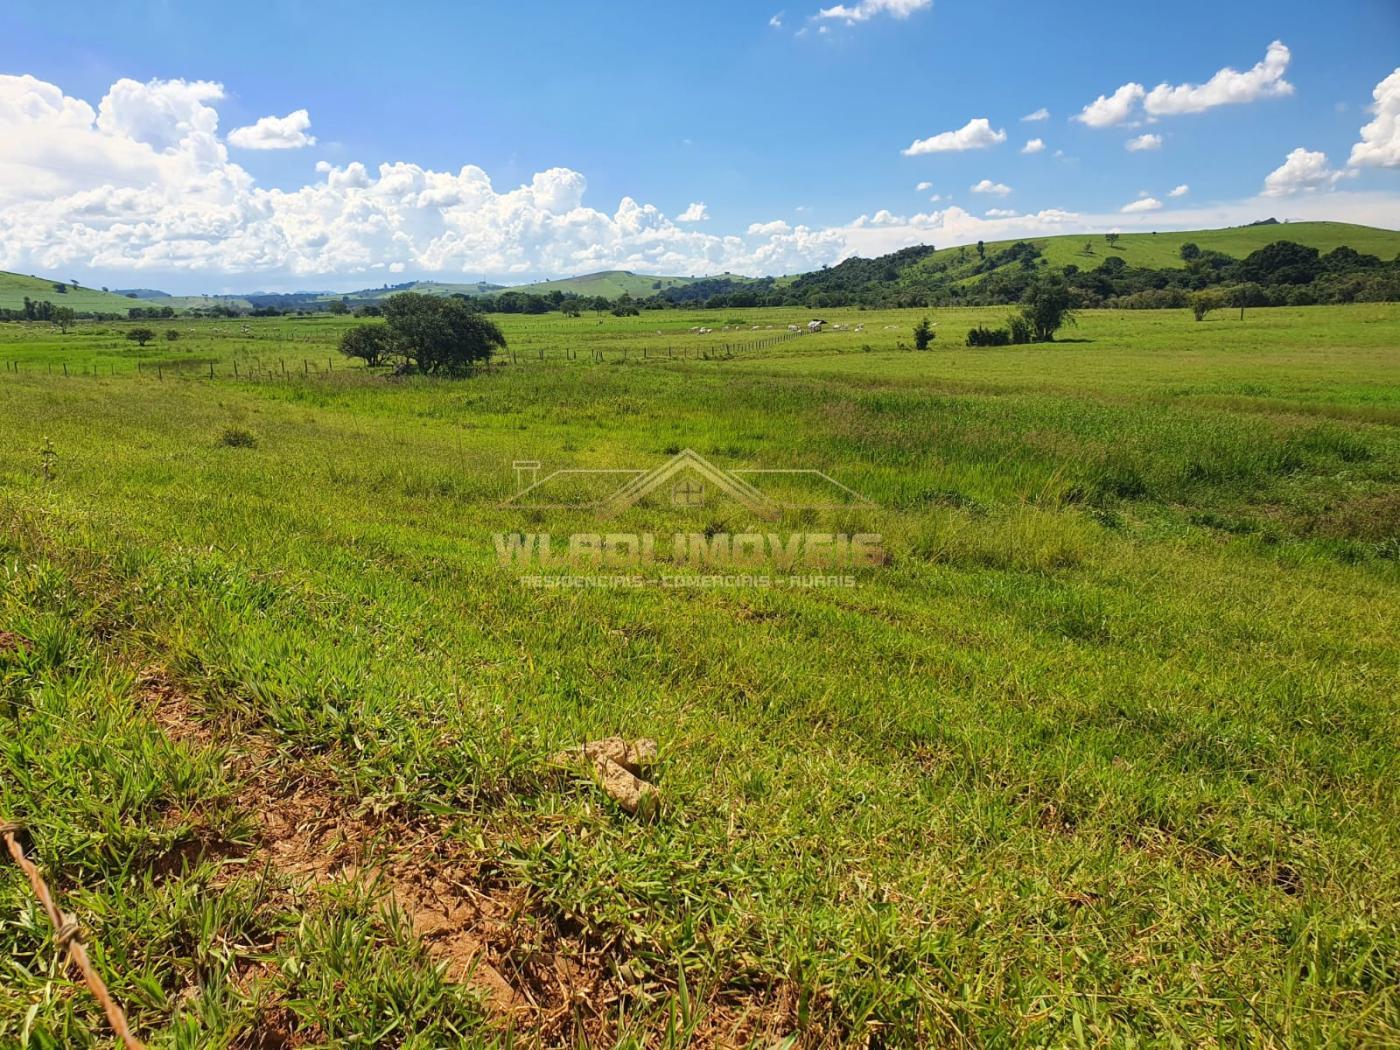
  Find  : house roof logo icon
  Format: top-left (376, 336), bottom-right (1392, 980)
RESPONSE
top-left (504, 448), bottom-right (872, 519)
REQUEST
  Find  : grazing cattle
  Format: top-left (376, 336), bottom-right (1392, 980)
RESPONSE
top-left (787, 324), bottom-right (800, 332)
top-left (807, 319), bottom-right (826, 333)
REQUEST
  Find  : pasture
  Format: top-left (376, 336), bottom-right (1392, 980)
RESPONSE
top-left (0, 304), bottom-right (1397, 1047)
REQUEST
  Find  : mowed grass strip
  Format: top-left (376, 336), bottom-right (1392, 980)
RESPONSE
top-left (0, 304), bottom-right (1397, 1046)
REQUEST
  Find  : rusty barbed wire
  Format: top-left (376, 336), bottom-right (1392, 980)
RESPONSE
top-left (1, 820), bottom-right (146, 1050)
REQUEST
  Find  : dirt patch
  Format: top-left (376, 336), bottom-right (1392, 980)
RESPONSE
top-left (140, 668), bottom-right (216, 748)
top-left (1302, 490), bottom-right (1400, 542)
top-left (136, 670), bottom-right (634, 1041)
top-left (138, 672), bottom-right (800, 1046)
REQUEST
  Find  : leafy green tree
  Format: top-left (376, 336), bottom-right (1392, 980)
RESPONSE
top-left (1179, 242), bottom-right (1202, 262)
top-left (1234, 241), bottom-right (1321, 286)
top-left (327, 298), bottom-right (350, 315)
top-left (1228, 282), bottom-right (1265, 320)
top-left (126, 327), bottom-right (155, 347)
top-left (338, 323), bottom-right (394, 367)
top-left (1019, 274), bottom-right (1077, 342)
top-left (378, 292), bottom-right (506, 374)
top-left (1105, 232), bottom-right (1121, 248)
top-left (913, 317), bottom-right (934, 350)
top-left (53, 307), bottom-right (75, 333)
top-left (976, 240), bottom-right (986, 260)
top-left (165, 329), bottom-right (180, 341)
top-left (1189, 291), bottom-right (1219, 321)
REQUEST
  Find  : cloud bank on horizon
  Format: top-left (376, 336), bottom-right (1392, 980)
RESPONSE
top-left (0, 52), bottom-right (1397, 291)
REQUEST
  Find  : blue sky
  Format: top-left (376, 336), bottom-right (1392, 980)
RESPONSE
top-left (2, 0), bottom-right (1398, 292)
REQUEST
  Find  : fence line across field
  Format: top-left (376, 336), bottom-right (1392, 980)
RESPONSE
top-left (0, 329), bottom-right (819, 379)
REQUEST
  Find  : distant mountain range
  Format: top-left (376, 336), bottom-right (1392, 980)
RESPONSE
top-left (3, 222), bottom-right (1398, 316)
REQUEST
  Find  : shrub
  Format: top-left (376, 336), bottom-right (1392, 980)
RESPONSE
top-left (218, 427), bottom-right (258, 448)
top-left (1189, 291), bottom-right (1220, 321)
top-left (967, 326), bottom-right (1011, 347)
top-left (913, 317), bottom-right (935, 350)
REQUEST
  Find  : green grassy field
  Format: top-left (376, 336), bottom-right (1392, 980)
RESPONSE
top-left (1, 304), bottom-right (1397, 1047)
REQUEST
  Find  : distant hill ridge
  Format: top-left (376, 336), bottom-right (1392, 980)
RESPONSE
top-left (2, 221), bottom-right (1398, 315)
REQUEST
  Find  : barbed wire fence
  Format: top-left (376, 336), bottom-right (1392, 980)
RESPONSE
top-left (0, 328), bottom-right (836, 380)
top-left (1, 820), bottom-right (146, 1050)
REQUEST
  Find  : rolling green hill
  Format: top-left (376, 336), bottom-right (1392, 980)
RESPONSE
top-left (331, 270), bottom-right (744, 303)
top-left (153, 295), bottom-right (257, 312)
top-left (0, 271), bottom-right (150, 313)
top-left (503, 270), bottom-right (729, 298)
top-left (908, 221), bottom-right (1400, 283)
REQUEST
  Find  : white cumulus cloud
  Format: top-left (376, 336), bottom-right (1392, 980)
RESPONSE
top-left (984, 208), bottom-right (1018, 218)
top-left (1348, 68), bottom-right (1400, 168)
top-left (1077, 42), bottom-right (1293, 128)
top-left (676, 201), bottom-right (709, 222)
top-left (1021, 138), bottom-right (1045, 154)
top-left (0, 73), bottom-right (852, 284)
top-left (916, 180), bottom-right (933, 191)
top-left (970, 179), bottom-right (1011, 196)
top-left (1121, 196), bottom-right (1163, 213)
top-left (747, 219), bottom-right (792, 236)
top-left (1145, 41), bottom-right (1293, 117)
top-left (1262, 147), bottom-right (1346, 196)
top-left (816, 0), bottom-right (930, 23)
top-left (1169, 184), bottom-right (1190, 197)
top-left (227, 108), bottom-right (316, 150)
top-left (1021, 108), bottom-right (1049, 122)
top-left (1075, 83), bottom-right (1146, 128)
top-left (1126, 133), bottom-right (1163, 152)
top-left (903, 117), bottom-right (1005, 156)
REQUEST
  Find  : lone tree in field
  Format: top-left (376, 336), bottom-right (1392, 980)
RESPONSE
top-left (369, 292), bottom-right (507, 374)
top-left (1105, 232), bottom-right (1121, 248)
top-left (1019, 274), bottom-right (1077, 342)
top-left (1189, 291), bottom-right (1219, 322)
top-left (913, 317), bottom-right (935, 350)
top-left (338, 323), bottom-right (394, 367)
top-left (1229, 282), bottom-right (1265, 320)
top-left (53, 307), bottom-right (75, 334)
top-left (976, 240), bottom-right (986, 260)
top-left (165, 329), bottom-right (180, 342)
top-left (127, 327), bottom-right (155, 347)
